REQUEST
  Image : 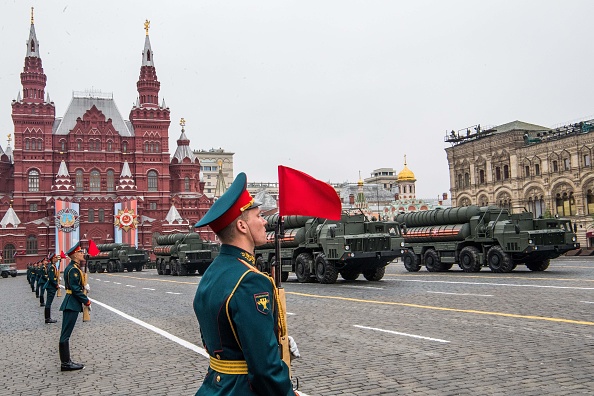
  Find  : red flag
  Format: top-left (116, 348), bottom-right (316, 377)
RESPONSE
top-left (88, 240), bottom-right (100, 256)
top-left (60, 251), bottom-right (67, 259)
top-left (278, 165), bottom-right (342, 220)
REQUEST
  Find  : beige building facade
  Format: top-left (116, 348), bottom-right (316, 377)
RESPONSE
top-left (445, 120), bottom-right (594, 247)
top-left (194, 148), bottom-right (234, 198)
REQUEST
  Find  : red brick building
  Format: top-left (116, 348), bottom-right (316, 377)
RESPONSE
top-left (0, 17), bottom-right (213, 269)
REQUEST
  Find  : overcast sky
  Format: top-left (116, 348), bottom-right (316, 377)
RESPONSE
top-left (1, 1), bottom-right (593, 198)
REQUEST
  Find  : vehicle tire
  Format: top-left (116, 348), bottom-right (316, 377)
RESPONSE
top-left (526, 258), bottom-right (550, 271)
top-left (89, 264), bottom-right (97, 273)
top-left (107, 261), bottom-right (115, 273)
top-left (136, 264), bottom-right (143, 272)
top-left (96, 266), bottom-right (104, 273)
top-left (402, 251), bottom-right (421, 272)
top-left (340, 269), bottom-right (360, 281)
top-left (10, 272), bottom-right (16, 277)
top-left (172, 261), bottom-right (180, 276)
top-left (1, 272), bottom-right (7, 278)
top-left (255, 256), bottom-right (266, 273)
top-left (315, 254), bottom-right (338, 284)
top-left (281, 272), bottom-right (289, 282)
top-left (363, 266), bottom-right (386, 281)
top-left (458, 246), bottom-right (482, 272)
top-left (179, 265), bottom-right (188, 276)
top-left (294, 253), bottom-right (313, 283)
top-left (424, 249), bottom-right (443, 272)
top-left (487, 245), bottom-right (514, 273)
top-left (157, 260), bottom-right (164, 275)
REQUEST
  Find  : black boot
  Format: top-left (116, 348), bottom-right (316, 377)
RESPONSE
top-left (45, 308), bottom-right (57, 324)
top-left (59, 342), bottom-right (84, 371)
top-left (40, 295), bottom-right (45, 307)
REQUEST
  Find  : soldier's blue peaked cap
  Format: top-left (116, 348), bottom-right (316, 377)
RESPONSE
top-left (47, 252), bottom-right (57, 260)
top-left (66, 241), bottom-right (82, 256)
top-left (195, 172), bottom-right (261, 232)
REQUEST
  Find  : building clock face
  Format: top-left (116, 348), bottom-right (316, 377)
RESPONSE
top-left (115, 208), bottom-right (138, 232)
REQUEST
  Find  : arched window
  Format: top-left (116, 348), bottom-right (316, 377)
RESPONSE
top-left (26, 235), bottom-right (38, 254)
top-left (90, 170), bottom-right (101, 192)
top-left (3, 244), bottom-right (16, 263)
top-left (503, 165), bottom-right (509, 180)
top-left (464, 173), bottom-right (470, 187)
top-left (30, 39), bottom-right (35, 52)
top-left (556, 192), bottom-right (577, 216)
top-left (587, 190), bottom-right (594, 215)
top-left (61, 140), bottom-right (66, 152)
top-left (535, 163), bottom-right (540, 176)
top-left (25, 139), bottom-right (30, 150)
top-left (147, 50), bottom-right (151, 61)
top-left (76, 170), bottom-right (84, 192)
top-left (144, 142), bottom-right (149, 152)
top-left (459, 197), bottom-right (471, 207)
top-left (99, 208), bottom-right (105, 222)
top-left (478, 196), bottom-right (488, 206)
top-left (107, 170), bottom-right (115, 192)
top-left (495, 167), bottom-right (501, 181)
top-left (77, 139), bottom-right (82, 151)
top-left (479, 169), bottom-right (485, 184)
top-left (88, 209), bottom-right (94, 223)
top-left (123, 141), bottom-right (128, 153)
top-left (28, 169), bottom-right (40, 192)
top-left (107, 141), bottom-right (113, 152)
top-left (184, 176), bottom-right (190, 192)
top-left (148, 170), bottom-right (158, 191)
top-left (155, 142), bottom-right (160, 152)
top-left (457, 174), bottom-right (463, 188)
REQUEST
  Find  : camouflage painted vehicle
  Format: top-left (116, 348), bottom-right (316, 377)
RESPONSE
top-left (0, 264), bottom-right (17, 278)
top-left (254, 209), bottom-right (405, 284)
top-left (395, 205), bottom-right (580, 273)
top-left (153, 233), bottom-right (219, 276)
top-left (87, 243), bottom-right (149, 273)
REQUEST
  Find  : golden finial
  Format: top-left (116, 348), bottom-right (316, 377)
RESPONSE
top-left (217, 159), bottom-right (223, 167)
top-left (31, 7), bottom-right (34, 25)
top-left (144, 19), bottom-right (150, 36)
top-left (7, 134), bottom-right (11, 143)
top-left (404, 154), bottom-right (407, 166)
top-left (180, 118), bottom-right (186, 128)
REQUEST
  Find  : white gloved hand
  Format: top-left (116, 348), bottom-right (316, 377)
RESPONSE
top-left (288, 336), bottom-right (300, 359)
top-left (59, 277), bottom-right (63, 282)
top-left (84, 283), bottom-right (91, 292)
top-left (86, 303), bottom-right (92, 312)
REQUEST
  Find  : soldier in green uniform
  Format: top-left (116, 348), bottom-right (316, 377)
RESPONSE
top-left (26, 263), bottom-right (33, 288)
top-left (58, 242), bottom-right (91, 371)
top-left (194, 172), bottom-right (300, 396)
top-left (43, 252), bottom-right (61, 324)
top-left (39, 257), bottom-right (49, 307)
top-left (35, 260), bottom-right (43, 298)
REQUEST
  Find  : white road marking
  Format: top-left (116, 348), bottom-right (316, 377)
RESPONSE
top-left (104, 280), bottom-right (110, 283)
top-left (354, 325), bottom-right (450, 343)
top-left (125, 285), bottom-right (135, 288)
top-left (88, 298), bottom-right (310, 396)
top-left (287, 312), bottom-right (295, 316)
top-left (340, 285), bottom-right (384, 290)
top-left (166, 292), bottom-right (181, 295)
top-left (113, 282), bottom-right (121, 285)
top-left (389, 278), bottom-right (594, 291)
top-left (427, 291), bottom-right (493, 297)
top-left (580, 301), bottom-right (594, 304)
top-left (142, 287), bottom-right (156, 291)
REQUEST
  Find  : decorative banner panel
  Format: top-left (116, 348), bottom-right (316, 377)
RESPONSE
top-left (114, 200), bottom-right (138, 247)
top-left (55, 200), bottom-right (80, 272)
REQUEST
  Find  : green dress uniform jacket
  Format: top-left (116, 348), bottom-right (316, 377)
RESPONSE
top-left (194, 244), bottom-right (295, 396)
top-left (60, 262), bottom-right (89, 312)
top-left (45, 263), bottom-right (59, 292)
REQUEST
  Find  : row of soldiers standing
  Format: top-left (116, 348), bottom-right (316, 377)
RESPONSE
top-left (26, 252), bottom-right (62, 324)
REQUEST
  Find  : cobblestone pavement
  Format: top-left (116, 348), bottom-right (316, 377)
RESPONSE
top-left (1, 256), bottom-right (593, 395)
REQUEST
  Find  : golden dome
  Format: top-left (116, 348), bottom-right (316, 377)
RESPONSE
top-left (397, 155), bottom-right (416, 181)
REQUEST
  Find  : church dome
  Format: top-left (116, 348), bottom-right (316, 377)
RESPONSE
top-left (397, 157), bottom-right (416, 181)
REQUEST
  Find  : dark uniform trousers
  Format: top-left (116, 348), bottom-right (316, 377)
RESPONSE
top-left (59, 263), bottom-right (89, 343)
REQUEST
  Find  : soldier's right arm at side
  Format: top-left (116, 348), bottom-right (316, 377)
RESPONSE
top-left (67, 268), bottom-right (90, 306)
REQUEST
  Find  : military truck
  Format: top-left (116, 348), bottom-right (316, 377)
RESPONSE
top-left (0, 264), bottom-right (17, 278)
top-left (153, 233), bottom-right (220, 276)
top-left (395, 205), bottom-right (580, 273)
top-left (254, 209), bottom-right (405, 284)
top-left (87, 243), bottom-right (149, 273)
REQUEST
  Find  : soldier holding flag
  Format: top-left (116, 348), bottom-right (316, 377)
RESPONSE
top-left (193, 172), bottom-right (300, 396)
top-left (58, 242), bottom-right (91, 371)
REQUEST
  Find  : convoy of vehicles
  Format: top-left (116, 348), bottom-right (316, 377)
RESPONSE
top-left (87, 243), bottom-right (149, 273)
top-left (395, 205), bottom-right (579, 273)
top-left (254, 209), bottom-right (405, 283)
top-left (153, 233), bottom-right (219, 276)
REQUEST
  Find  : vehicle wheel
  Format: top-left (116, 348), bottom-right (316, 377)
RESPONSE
top-left (363, 266), bottom-right (386, 281)
top-left (136, 264), bottom-right (143, 272)
top-left (314, 254), bottom-right (338, 284)
top-left (458, 246), bottom-right (481, 272)
top-left (89, 265), bottom-right (97, 274)
top-left (294, 253), bottom-right (313, 283)
top-left (402, 251), bottom-right (421, 272)
top-left (424, 249), bottom-right (442, 272)
top-left (281, 272), bottom-right (289, 282)
top-left (10, 272), bottom-right (16, 277)
top-left (487, 246), bottom-right (514, 273)
top-left (107, 261), bottom-right (115, 273)
top-left (255, 256), bottom-right (267, 273)
top-left (126, 266), bottom-right (133, 272)
top-left (526, 258), bottom-right (550, 271)
top-left (97, 267), bottom-right (104, 273)
top-left (157, 267), bottom-right (164, 275)
top-left (179, 265), bottom-right (188, 276)
top-left (1, 272), bottom-right (7, 278)
top-left (340, 269), bottom-right (360, 281)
